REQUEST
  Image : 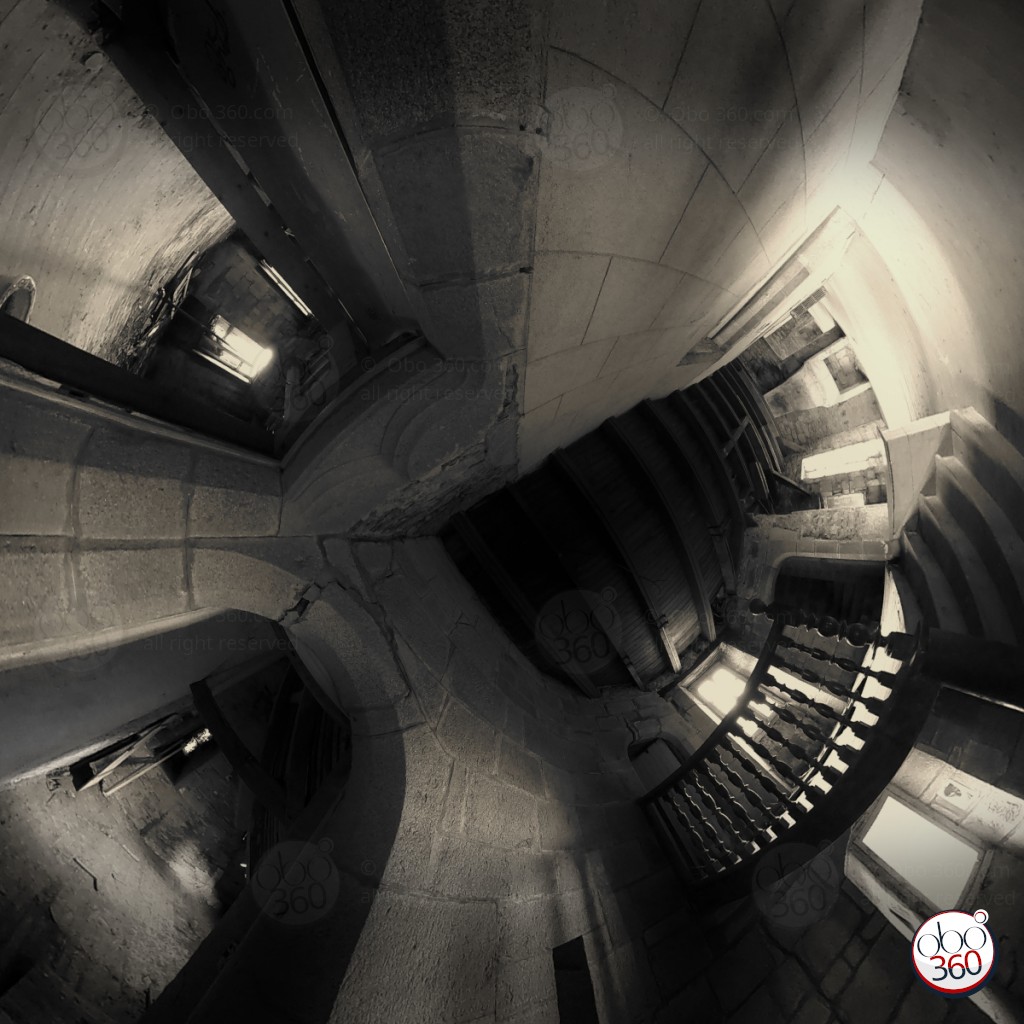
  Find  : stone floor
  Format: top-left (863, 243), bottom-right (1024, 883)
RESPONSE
top-left (0, 748), bottom-right (245, 1022)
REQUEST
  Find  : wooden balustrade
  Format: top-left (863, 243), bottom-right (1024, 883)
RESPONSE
top-left (640, 602), bottom-right (933, 904)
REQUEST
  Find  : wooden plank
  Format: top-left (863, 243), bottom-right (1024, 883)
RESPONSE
top-left (683, 385), bottom-right (759, 505)
top-left (605, 419), bottom-right (716, 642)
top-left (451, 513), bottom-right (599, 698)
top-left (508, 482), bottom-right (644, 686)
top-left (552, 449), bottom-right (681, 673)
top-left (668, 393), bottom-right (748, 560)
top-left (715, 367), bottom-right (783, 478)
top-left (0, 315), bottom-right (276, 454)
top-left (723, 413), bottom-right (751, 456)
top-left (725, 362), bottom-right (785, 469)
top-left (640, 618), bottom-right (786, 805)
top-left (191, 679), bottom-right (290, 820)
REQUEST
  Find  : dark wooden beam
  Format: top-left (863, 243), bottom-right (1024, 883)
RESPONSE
top-left (508, 481), bottom-right (643, 687)
top-left (604, 419), bottom-right (716, 642)
top-left (451, 513), bottom-right (599, 698)
top-left (723, 362), bottom-right (785, 470)
top-left (0, 315), bottom-right (276, 455)
top-left (552, 449), bottom-right (681, 674)
top-left (643, 399), bottom-right (739, 592)
top-left (191, 679), bottom-right (290, 821)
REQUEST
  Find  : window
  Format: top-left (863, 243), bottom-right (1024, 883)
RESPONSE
top-left (861, 795), bottom-right (983, 909)
top-left (198, 315), bottom-right (274, 382)
top-left (693, 661), bottom-right (747, 718)
top-left (800, 438), bottom-right (886, 481)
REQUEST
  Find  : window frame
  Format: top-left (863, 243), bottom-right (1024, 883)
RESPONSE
top-left (850, 788), bottom-right (992, 916)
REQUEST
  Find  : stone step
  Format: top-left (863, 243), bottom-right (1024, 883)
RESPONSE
top-left (935, 454), bottom-right (1024, 643)
top-left (950, 408), bottom-right (1024, 539)
top-left (901, 531), bottom-right (968, 635)
top-left (918, 496), bottom-right (1017, 644)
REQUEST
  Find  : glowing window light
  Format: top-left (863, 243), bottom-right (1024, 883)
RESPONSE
top-left (800, 438), bottom-right (886, 481)
top-left (206, 314), bottom-right (274, 381)
top-left (863, 796), bottom-right (980, 909)
top-left (694, 662), bottom-right (747, 718)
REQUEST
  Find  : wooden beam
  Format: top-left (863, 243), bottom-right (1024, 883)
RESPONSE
top-left (668, 394), bottom-right (749, 556)
top-left (451, 514), bottom-right (599, 698)
top-left (552, 450), bottom-right (681, 674)
top-left (191, 679), bottom-right (290, 820)
top-left (0, 315), bottom-right (276, 455)
top-left (723, 413), bottom-right (751, 456)
top-left (508, 481), bottom-right (644, 687)
top-left (605, 419), bottom-right (716, 642)
top-left (724, 362), bottom-right (785, 470)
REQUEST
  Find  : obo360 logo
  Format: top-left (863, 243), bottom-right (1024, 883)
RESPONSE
top-left (912, 909), bottom-right (997, 997)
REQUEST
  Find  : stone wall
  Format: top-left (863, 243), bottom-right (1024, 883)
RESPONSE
top-left (0, 0), bottom-right (233, 364)
top-left (774, 389), bottom-right (884, 451)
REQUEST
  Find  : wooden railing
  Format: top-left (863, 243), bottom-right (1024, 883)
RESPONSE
top-left (641, 601), bottom-right (934, 904)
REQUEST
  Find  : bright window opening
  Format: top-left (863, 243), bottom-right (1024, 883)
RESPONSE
top-left (202, 315), bottom-right (274, 382)
top-left (259, 261), bottom-right (313, 318)
top-left (801, 438), bottom-right (886, 481)
top-left (694, 662), bottom-right (747, 718)
top-left (862, 796), bottom-right (980, 909)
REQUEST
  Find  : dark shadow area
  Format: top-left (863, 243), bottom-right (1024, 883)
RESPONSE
top-left (552, 936), bottom-right (600, 1024)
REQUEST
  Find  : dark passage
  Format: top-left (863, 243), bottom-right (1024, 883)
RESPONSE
top-left (552, 936), bottom-right (600, 1024)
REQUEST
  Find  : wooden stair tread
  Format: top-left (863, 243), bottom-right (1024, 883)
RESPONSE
top-left (935, 454), bottom-right (1024, 640)
top-left (901, 530), bottom-right (968, 635)
top-left (951, 407), bottom-right (1024, 534)
top-left (918, 496), bottom-right (1015, 643)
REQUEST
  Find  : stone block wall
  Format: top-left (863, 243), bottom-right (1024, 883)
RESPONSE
top-left (309, 536), bottom-right (702, 1024)
top-left (775, 389), bottom-right (884, 451)
top-left (0, 374), bottom-right (283, 665)
top-left (0, 0), bottom-right (234, 364)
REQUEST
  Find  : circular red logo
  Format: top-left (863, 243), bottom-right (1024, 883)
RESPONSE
top-left (911, 910), bottom-right (997, 997)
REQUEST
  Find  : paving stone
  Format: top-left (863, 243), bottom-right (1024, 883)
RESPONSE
top-left (726, 982), bottom-right (785, 1024)
top-left (822, 957), bottom-right (852, 1000)
top-left (792, 994), bottom-right (831, 1024)
top-left (836, 929), bottom-right (912, 1024)
top-left (654, 975), bottom-right (720, 1023)
top-left (892, 981), bottom-right (950, 1024)
top-left (709, 929), bottom-right (779, 1013)
top-left (767, 956), bottom-right (817, 1017)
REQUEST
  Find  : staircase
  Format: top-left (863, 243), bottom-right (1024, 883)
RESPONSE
top-left (900, 408), bottom-right (1024, 646)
